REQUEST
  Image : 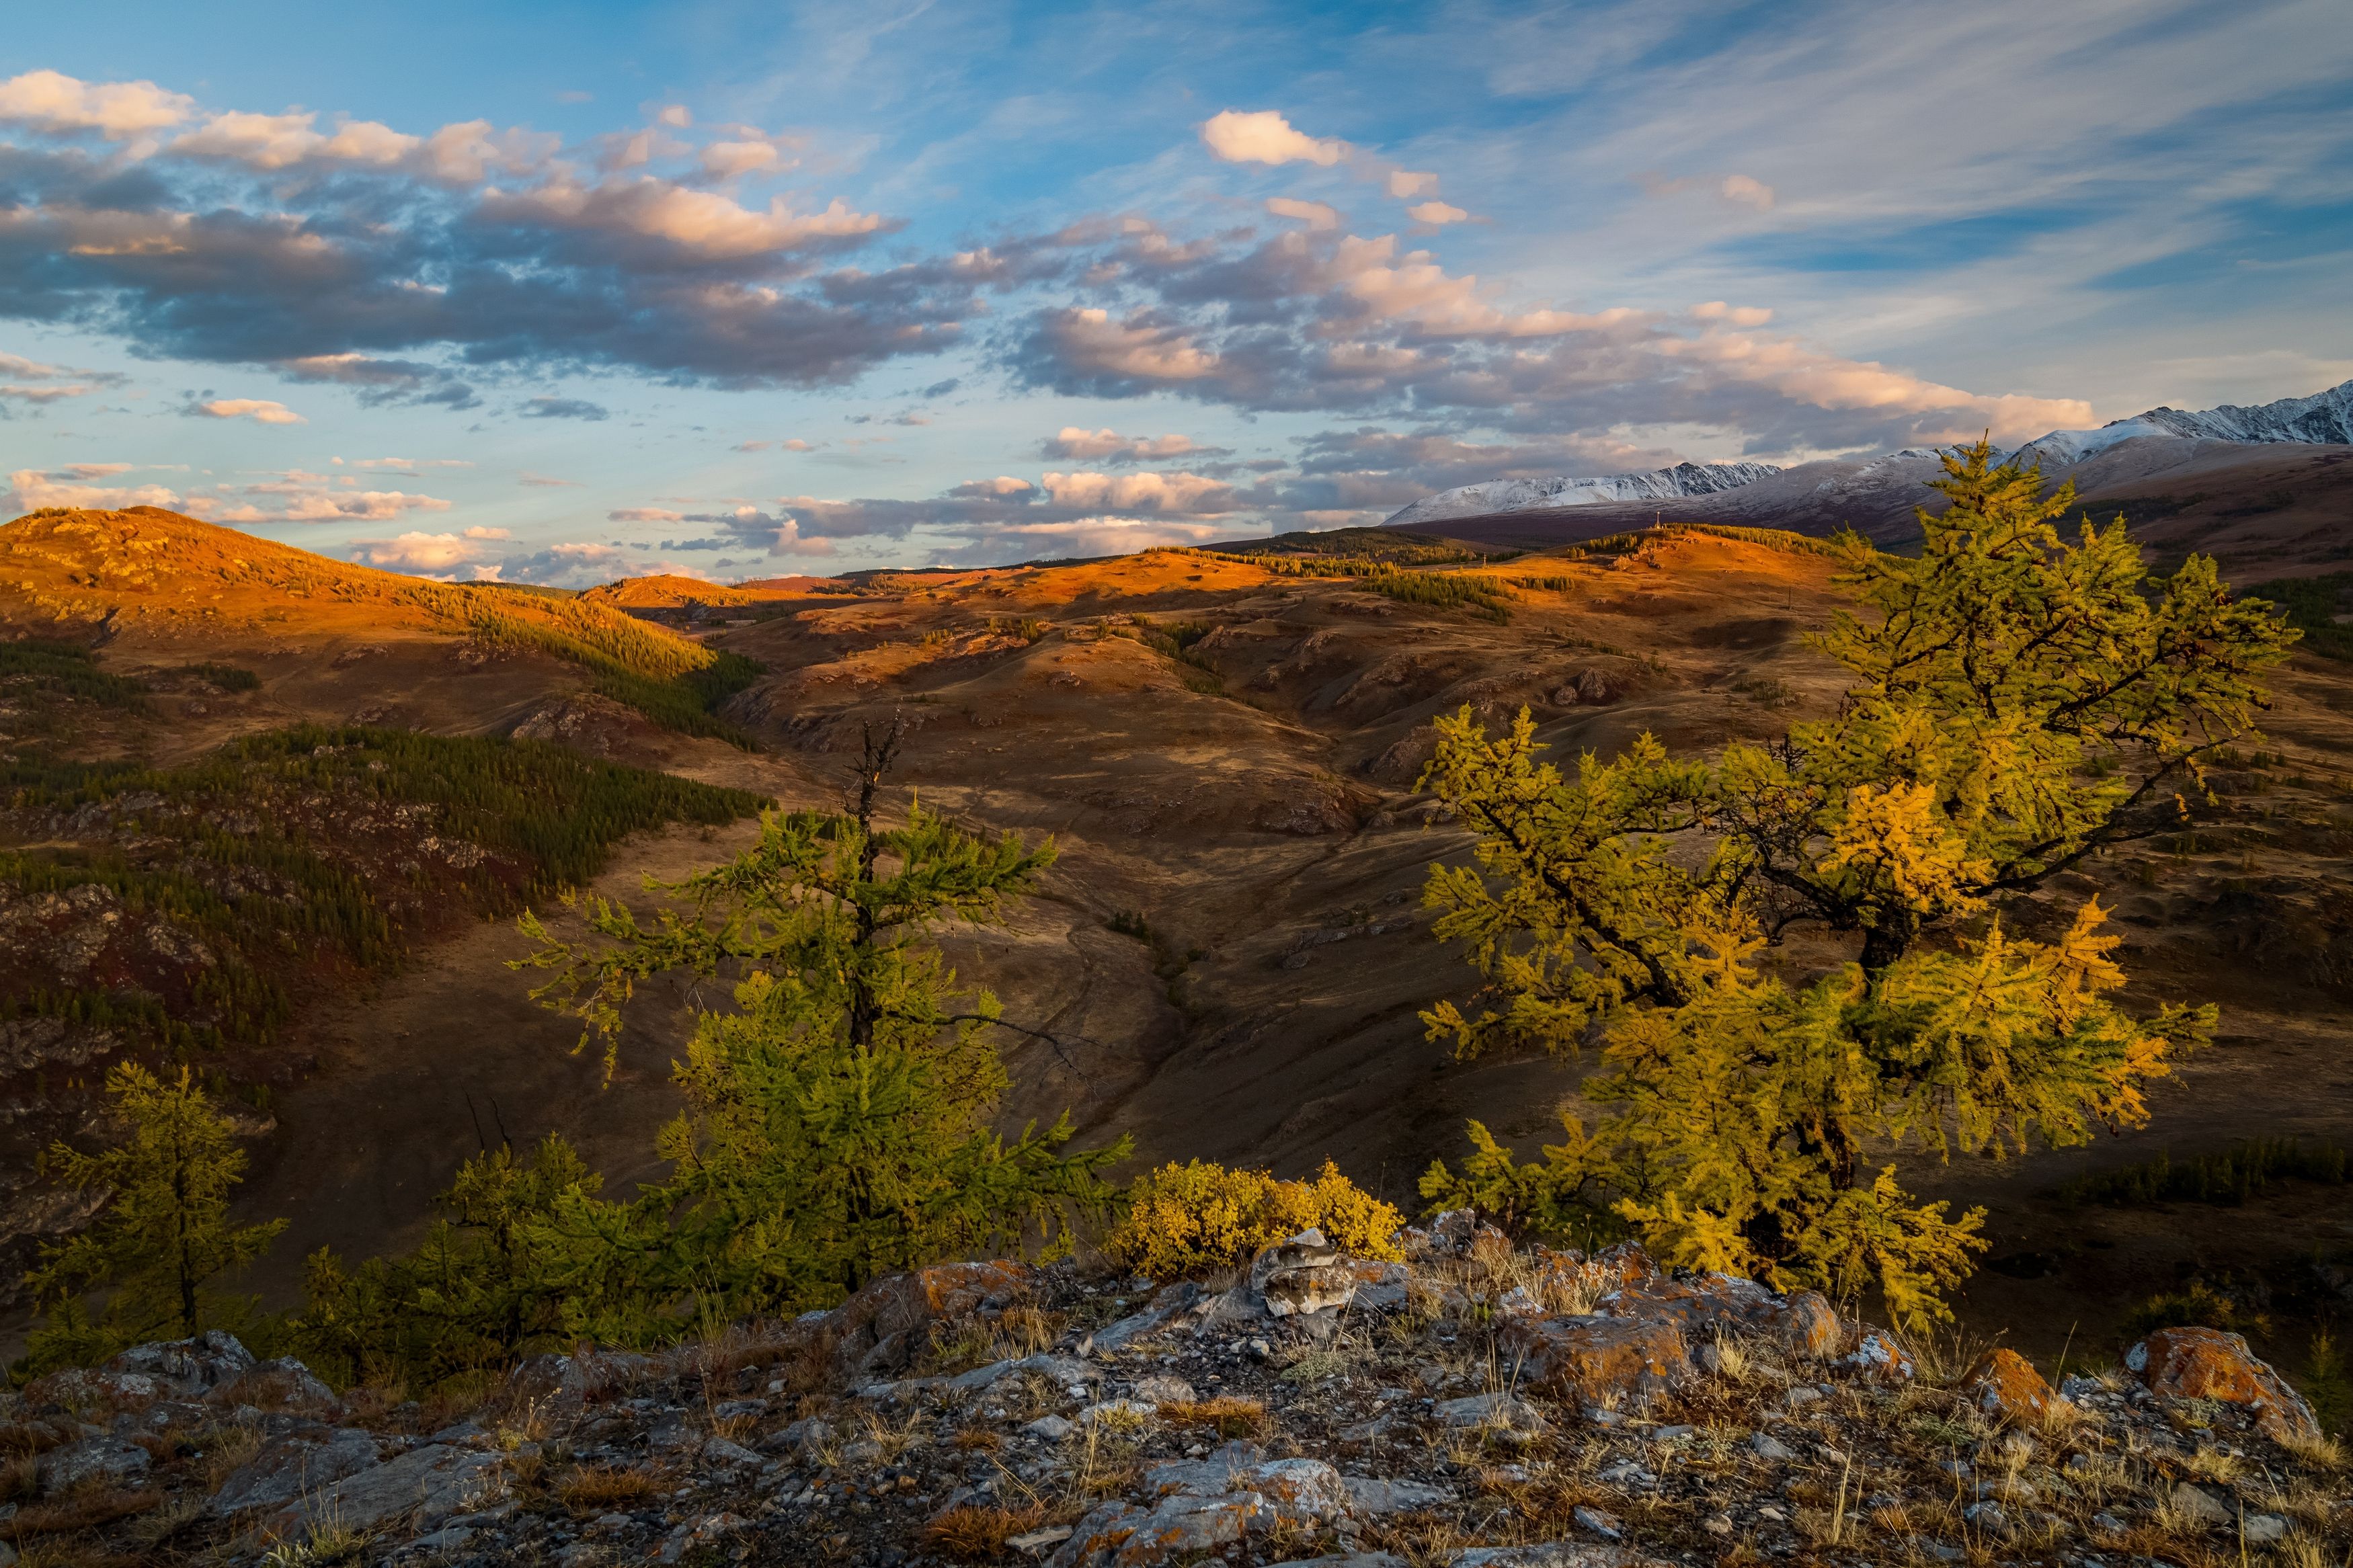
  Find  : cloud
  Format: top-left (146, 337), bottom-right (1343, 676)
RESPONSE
top-left (0, 77), bottom-right (971, 390)
top-left (1266, 197), bottom-right (1340, 231)
top-left (0, 349), bottom-right (124, 407)
top-left (519, 471), bottom-right (581, 487)
top-left (932, 515), bottom-right (1225, 565)
top-left (1692, 301), bottom-right (1774, 328)
top-left (1037, 427), bottom-right (1224, 464)
top-left (1386, 170), bottom-right (1438, 199)
top-left (1201, 110), bottom-right (1348, 167)
top-left (699, 138), bottom-right (791, 178)
top-left (608, 507), bottom-right (686, 522)
top-left (1406, 201), bottom-right (1469, 226)
top-left (521, 396), bottom-right (610, 420)
top-left (197, 481), bottom-right (451, 523)
top-left (191, 397), bottom-right (303, 424)
top-left (276, 354), bottom-right (479, 409)
top-left (1041, 470), bottom-right (1239, 513)
top-left (949, 476), bottom-right (1037, 499)
top-left (0, 69), bottom-right (192, 138)
top-left (348, 531), bottom-right (485, 573)
top-left (462, 525), bottom-right (510, 540)
top-left (7, 466), bottom-right (183, 512)
top-left (478, 179), bottom-right (887, 261)
top-left (1011, 222), bottom-right (2088, 447)
top-left (1719, 174), bottom-right (1774, 210)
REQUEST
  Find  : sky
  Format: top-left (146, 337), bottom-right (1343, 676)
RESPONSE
top-left (2, 0), bottom-right (2349, 583)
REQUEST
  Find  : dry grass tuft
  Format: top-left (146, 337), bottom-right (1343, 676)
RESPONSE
top-left (1158, 1397), bottom-right (1272, 1440)
top-left (553, 1463), bottom-right (667, 1515)
top-left (200, 1421), bottom-right (266, 1489)
top-left (921, 1502), bottom-right (1053, 1561)
top-left (3, 1485), bottom-right (165, 1538)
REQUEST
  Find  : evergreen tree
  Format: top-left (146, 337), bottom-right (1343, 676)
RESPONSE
top-left (293, 1133), bottom-right (604, 1388)
top-left (1419, 442), bottom-right (2297, 1324)
top-left (22, 1063), bottom-right (286, 1372)
top-left (515, 724), bottom-right (1129, 1320)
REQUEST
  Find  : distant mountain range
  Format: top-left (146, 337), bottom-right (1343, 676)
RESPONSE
top-left (1383, 460), bottom-right (1784, 530)
top-left (1382, 378), bottom-right (2353, 569)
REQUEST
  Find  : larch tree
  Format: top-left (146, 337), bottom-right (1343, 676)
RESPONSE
top-left (1418, 441), bottom-right (2297, 1325)
top-left (22, 1063), bottom-right (286, 1373)
top-left (513, 724), bottom-right (1128, 1322)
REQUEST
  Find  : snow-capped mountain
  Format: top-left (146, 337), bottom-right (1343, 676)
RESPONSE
top-left (1382, 460), bottom-right (1782, 530)
top-left (2009, 377), bottom-right (2353, 470)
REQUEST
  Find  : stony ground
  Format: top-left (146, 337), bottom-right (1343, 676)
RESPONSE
top-left (3, 1216), bottom-right (2347, 1567)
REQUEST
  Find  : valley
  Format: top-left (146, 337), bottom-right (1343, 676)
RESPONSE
top-left (6, 493), bottom-right (2353, 1383)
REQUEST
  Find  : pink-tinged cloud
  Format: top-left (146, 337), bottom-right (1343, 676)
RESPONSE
top-left (1046, 309), bottom-right (1220, 380)
top-left (1406, 200), bottom-right (1468, 225)
top-left (481, 178), bottom-right (886, 259)
top-left (1039, 427), bottom-right (1211, 463)
top-left (1693, 301), bottom-right (1775, 327)
top-left (608, 507), bottom-right (687, 522)
top-left (0, 69), bottom-right (192, 138)
top-left (1041, 470), bottom-right (1238, 513)
top-left (1201, 110), bottom-right (1347, 167)
top-left (1720, 175), bottom-right (1775, 210)
top-left (1266, 197), bottom-right (1340, 231)
top-left (7, 466), bottom-right (183, 513)
top-left (1386, 170), bottom-right (1438, 199)
top-left (193, 398), bottom-right (305, 425)
top-left (348, 532), bottom-right (485, 571)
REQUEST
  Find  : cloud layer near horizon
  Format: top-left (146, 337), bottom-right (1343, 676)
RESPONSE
top-left (1, 0), bottom-right (2344, 582)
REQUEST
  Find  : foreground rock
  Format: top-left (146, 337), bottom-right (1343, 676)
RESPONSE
top-left (2, 1221), bottom-right (2344, 1567)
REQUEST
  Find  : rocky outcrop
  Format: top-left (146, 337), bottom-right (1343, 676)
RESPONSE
top-left (3, 1224), bottom-right (2342, 1567)
top-left (2125, 1325), bottom-right (2322, 1444)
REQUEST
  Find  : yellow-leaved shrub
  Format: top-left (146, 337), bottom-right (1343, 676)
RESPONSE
top-left (1103, 1159), bottom-right (1403, 1276)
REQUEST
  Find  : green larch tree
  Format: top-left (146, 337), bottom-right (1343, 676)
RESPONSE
top-left (22, 1063), bottom-right (286, 1373)
top-left (1419, 441), bottom-right (2297, 1325)
top-left (513, 724), bottom-right (1129, 1321)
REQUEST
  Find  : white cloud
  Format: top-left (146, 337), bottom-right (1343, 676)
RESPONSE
top-left (193, 397), bottom-right (304, 425)
top-left (700, 138), bottom-right (787, 177)
top-left (1266, 197), bottom-right (1340, 231)
top-left (1201, 110), bottom-right (1347, 167)
top-left (1406, 200), bottom-right (1468, 225)
top-left (1386, 170), bottom-right (1439, 199)
top-left (0, 69), bottom-right (192, 138)
top-left (1719, 174), bottom-right (1774, 210)
top-left (7, 467), bottom-right (182, 513)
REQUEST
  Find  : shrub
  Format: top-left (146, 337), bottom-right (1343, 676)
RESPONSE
top-left (1102, 1159), bottom-right (1402, 1276)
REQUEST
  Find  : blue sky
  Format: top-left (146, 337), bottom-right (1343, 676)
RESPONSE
top-left (3, 0), bottom-right (2348, 581)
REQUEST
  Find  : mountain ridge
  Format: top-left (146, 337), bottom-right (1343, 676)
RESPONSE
top-left (1382, 459), bottom-right (1784, 530)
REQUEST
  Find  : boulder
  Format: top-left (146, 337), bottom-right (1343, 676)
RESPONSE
top-left (215, 1356), bottom-right (341, 1415)
top-left (1600, 1272), bottom-right (1839, 1358)
top-left (1956, 1349), bottom-right (2063, 1426)
top-left (210, 1428), bottom-right (381, 1516)
top-left (1249, 1230), bottom-right (1358, 1318)
top-left (18, 1366), bottom-right (167, 1415)
top-left (1843, 1329), bottom-right (1915, 1382)
top-left (506, 1348), bottom-right (658, 1417)
top-left (1498, 1313), bottom-right (1689, 1405)
top-left (2125, 1327), bottom-right (2321, 1445)
top-left (1448, 1546), bottom-right (1671, 1567)
top-left (830, 1259), bottom-right (1031, 1376)
top-left (36, 1436), bottom-right (149, 1495)
top-left (266, 1442), bottom-right (508, 1538)
top-left (106, 1331), bottom-right (257, 1396)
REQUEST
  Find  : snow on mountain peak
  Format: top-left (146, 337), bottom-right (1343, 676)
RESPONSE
top-left (2009, 377), bottom-right (2353, 470)
top-left (1383, 460), bottom-right (1782, 530)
